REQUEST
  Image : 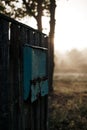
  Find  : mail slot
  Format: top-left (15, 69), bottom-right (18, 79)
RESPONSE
top-left (23, 45), bottom-right (48, 101)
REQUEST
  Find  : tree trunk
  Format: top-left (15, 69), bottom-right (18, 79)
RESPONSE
top-left (49, 0), bottom-right (56, 91)
top-left (36, 0), bottom-right (43, 32)
top-left (36, 15), bottom-right (42, 32)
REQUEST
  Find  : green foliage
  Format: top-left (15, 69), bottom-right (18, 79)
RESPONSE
top-left (0, 0), bottom-right (51, 32)
top-left (0, 0), bottom-right (50, 18)
top-left (0, 2), bottom-right (5, 12)
top-left (0, 0), bottom-right (27, 18)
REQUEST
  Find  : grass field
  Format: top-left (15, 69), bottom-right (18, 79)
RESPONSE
top-left (49, 73), bottom-right (87, 130)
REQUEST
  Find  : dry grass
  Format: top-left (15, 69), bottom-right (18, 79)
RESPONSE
top-left (54, 80), bottom-right (87, 94)
top-left (49, 73), bottom-right (87, 130)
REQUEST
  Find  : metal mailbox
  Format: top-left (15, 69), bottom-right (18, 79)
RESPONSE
top-left (23, 45), bottom-right (48, 102)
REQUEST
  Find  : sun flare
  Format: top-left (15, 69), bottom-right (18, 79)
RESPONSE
top-left (54, 0), bottom-right (87, 53)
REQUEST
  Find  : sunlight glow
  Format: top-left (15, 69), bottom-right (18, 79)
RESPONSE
top-left (42, 16), bottom-right (50, 35)
top-left (20, 16), bottom-right (37, 29)
top-left (18, 0), bottom-right (87, 53)
top-left (54, 0), bottom-right (87, 53)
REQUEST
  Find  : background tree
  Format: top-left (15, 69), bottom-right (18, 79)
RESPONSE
top-left (49, 0), bottom-right (56, 91)
top-left (0, 0), bottom-right (50, 32)
top-left (0, 0), bottom-right (56, 90)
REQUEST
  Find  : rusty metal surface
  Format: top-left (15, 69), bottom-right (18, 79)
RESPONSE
top-left (23, 46), bottom-right (48, 102)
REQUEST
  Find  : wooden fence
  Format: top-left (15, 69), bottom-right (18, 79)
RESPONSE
top-left (0, 13), bottom-right (48, 130)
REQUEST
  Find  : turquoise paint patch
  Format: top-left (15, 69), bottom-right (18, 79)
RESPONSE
top-left (31, 49), bottom-right (39, 79)
top-left (41, 80), bottom-right (48, 96)
top-left (31, 83), bottom-right (40, 102)
top-left (23, 47), bottom-right (32, 100)
top-left (23, 45), bottom-right (48, 102)
top-left (38, 50), bottom-right (46, 77)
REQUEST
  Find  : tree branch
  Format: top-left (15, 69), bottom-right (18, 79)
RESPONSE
top-left (22, 0), bottom-right (36, 19)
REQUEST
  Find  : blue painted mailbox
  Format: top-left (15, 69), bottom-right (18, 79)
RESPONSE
top-left (23, 45), bottom-right (48, 102)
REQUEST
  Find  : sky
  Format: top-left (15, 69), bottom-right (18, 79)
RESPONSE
top-left (19, 0), bottom-right (87, 53)
top-left (55, 0), bottom-right (87, 52)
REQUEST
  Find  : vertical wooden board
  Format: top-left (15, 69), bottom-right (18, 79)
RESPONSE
top-left (40, 34), bottom-right (47, 48)
top-left (19, 26), bottom-right (27, 130)
top-left (10, 23), bottom-right (21, 130)
top-left (31, 102), bottom-right (36, 130)
top-left (20, 26), bottom-right (31, 130)
top-left (34, 32), bottom-right (40, 46)
top-left (40, 34), bottom-right (44, 47)
top-left (31, 100), bottom-right (41, 130)
top-left (28, 30), bottom-right (34, 45)
top-left (44, 95), bottom-right (48, 130)
top-left (0, 18), bottom-right (9, 130)
top-left (36, 99), bottom-right (41, 130)
top-left (40, 97), bottom-right (45, 130)
top-left (27, 29), bottom-right (30, 45)
top-left (40, 96), bottom-right (48, 130)
top-left (20, 26), bottom-right (28, 46)
top-left (23, 102), bottom-right (31, 130)
top-left (44, 36), bottom-right (48, 49)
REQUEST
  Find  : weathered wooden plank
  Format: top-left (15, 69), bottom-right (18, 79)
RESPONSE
top-left (40, 34), bottom-right (47, 48)
top-left (0, 18), bottom-right (9, 130)
top-left (20, 26), bottom-right (32, 130)
top-left (0, 13), bottom-right (49, 130)
top-left (10, 23), bottom-right (21, 130)
top-left (40, 96), bottom-right (48, 130)
top-left (31, 101), bottom-right (36, 130)
top-left (23, 101), bottom-right (31, 130)
top-left (40, 97), bottom-right (45, 130)
top-left (28, 30), bottom-right (35, 45)
top-left (20, 26), bottom-right (28, 45)
top-left (43, 95), bottom-right (48, 130)
top-left (36, 98), bottom-right (41, 130)
top-left (34, 32), bottom-right (40, 46)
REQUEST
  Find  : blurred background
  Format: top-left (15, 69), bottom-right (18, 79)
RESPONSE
top-left (1, 0), bottom-right (87, 129)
